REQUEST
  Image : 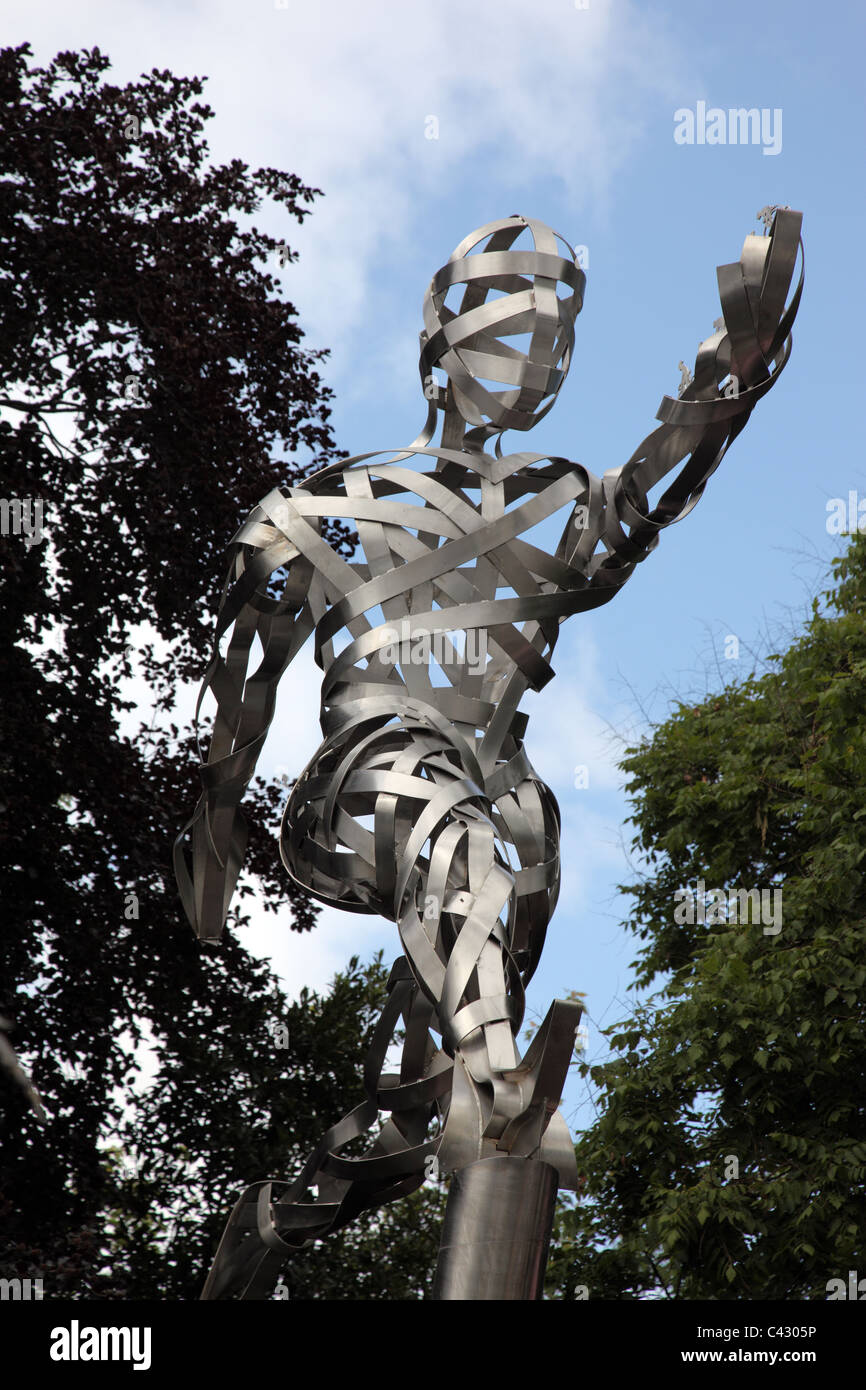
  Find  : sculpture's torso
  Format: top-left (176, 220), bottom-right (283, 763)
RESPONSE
top-left (271, 446), bottom-right (603, 771)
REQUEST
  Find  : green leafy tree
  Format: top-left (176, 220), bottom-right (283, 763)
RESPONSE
top-left (0, 42), bottom-right (442, 1299)
top-left (548, 533), bottom-right (866, 1300)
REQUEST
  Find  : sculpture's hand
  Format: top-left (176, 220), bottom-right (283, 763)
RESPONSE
top-left (173, 488), bottom-right (315, 942)
top-left (586, 208), bottom-right (803, 598)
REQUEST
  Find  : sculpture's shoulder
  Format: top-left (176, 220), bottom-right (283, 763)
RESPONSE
top-left (297, 446), bottom-right (599, 514)
top-left (271, 449), bottom-right (603, 597)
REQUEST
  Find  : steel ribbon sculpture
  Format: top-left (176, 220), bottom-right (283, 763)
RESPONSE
top-left (175, 209), bottom-right (803, 1299)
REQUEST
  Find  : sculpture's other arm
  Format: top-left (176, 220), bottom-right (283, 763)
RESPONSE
top-left (173, 488), bottom-right (315, 942)
top-left (560, 208), bottom-right (804, 604)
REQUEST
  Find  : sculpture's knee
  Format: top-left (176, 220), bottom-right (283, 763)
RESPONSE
top-left (279, 707), bottom-right (497, 920)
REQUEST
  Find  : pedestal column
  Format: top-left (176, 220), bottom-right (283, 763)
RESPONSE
top-left (431, 1155), bottom-right (558, 1300)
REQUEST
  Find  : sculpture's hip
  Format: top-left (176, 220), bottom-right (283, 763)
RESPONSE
top-left (280, 700), bottom-right (493, 919)
top-left (279, 696), bottom-right (561, 985)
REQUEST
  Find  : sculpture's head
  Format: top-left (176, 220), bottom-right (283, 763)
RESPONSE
top-left (419, 214), bottom-right (585, 444)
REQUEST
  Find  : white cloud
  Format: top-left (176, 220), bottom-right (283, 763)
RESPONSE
top-left (522, 624), bottom-right (630, 794)
top-left (12, 0), bottom-right (690, 399)
top-left (239, 893), bottom-right (392, 1001)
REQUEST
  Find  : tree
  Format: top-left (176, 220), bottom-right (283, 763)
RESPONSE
top-left (0, 42), bottom-right (441, 1298)
top-left (546, 533), bottom-right (866, 1299)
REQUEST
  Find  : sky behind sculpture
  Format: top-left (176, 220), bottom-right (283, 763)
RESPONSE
top-left (7, 0), bottom-right (861, 1135)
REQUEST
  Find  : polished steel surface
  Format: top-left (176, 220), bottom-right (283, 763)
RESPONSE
top-left (175, 210), bottom-right (804, 1299)
top-left (432, 1156), bottom-right (557, 1300)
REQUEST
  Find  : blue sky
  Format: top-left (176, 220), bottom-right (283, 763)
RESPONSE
top-left (10, 0), bottom-right (865, 1134)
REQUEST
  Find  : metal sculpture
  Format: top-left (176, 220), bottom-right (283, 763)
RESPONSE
top-left (175, 208), bottom-right (803, 1299)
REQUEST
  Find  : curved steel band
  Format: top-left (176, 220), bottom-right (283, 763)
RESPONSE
top-left (174, 210), bottom-right (803, 1299)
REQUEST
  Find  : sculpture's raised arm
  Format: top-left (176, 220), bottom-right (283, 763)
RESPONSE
top-left (563, 208), bottom-right (804, 605)
top-left (173, 488), bottom-right (316, 942)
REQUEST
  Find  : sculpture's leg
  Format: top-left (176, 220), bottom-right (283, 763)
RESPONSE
top-left (199, 708), bottom-right (578, 1298)
top-left (382, 724), bottom-right (579, 1185)
top-left (199, 959), bottom-right (444, 1300)
top-left (398, 789), bottom-right (578, 1302)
